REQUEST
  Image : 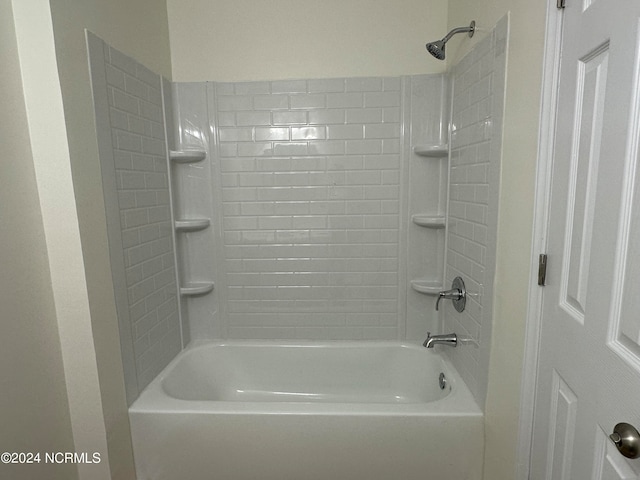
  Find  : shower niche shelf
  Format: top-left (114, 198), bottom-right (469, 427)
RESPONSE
top-left (169, 149), bottom-right (207, 163)
top-left (410, 279), bottom-right (443, 295)
top-left (413, 144), bottom-right (448, 158)
top-left (174, 218), bottom-right (211, 232)
top-left (180, 282), bottom-right (214, 296)
top-left (411, 214), bottom-right (445, 229)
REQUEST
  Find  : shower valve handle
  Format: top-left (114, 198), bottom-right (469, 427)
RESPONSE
top-left (435, 277), bottom-right (467, 312)
top-left (435, 289), bottom-right (462, 310)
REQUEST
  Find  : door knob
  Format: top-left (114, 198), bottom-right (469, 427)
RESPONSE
top-left (609, 423), bottom-right (640, 459)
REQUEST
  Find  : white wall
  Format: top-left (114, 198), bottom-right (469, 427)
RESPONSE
top-left (446, 2), bottom-right (547, 479)
top-left (0, 1), bottom-right (77, 478)
top-left (167, 0), bottom-right (448, 82)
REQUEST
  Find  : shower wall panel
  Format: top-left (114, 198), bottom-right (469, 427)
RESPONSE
top-left (88, 34), bottom-right (182, 402)
top-left (403, 75), bottom-right (450, 341)
top-left (214, 78), bottom-right (404, 340)
top-left (443, 16), bottom-right (508, 407)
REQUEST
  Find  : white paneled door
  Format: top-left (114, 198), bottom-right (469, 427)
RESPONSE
top-left (531, 1), bottom-right (640, 479)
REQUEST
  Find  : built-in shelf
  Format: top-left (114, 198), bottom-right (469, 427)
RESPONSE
top-left (180, 282), bottom-right (214, 296)
top-left (413, 144), bottom-right (448, 158)
top-left (411, 214), bottom-right (446, 229)
top-left (169, 149), bottom-right (207, 163)
top-left (174, 218), bottom-right (211, 232)
top-left (410, 279), bottom-right (443, 295)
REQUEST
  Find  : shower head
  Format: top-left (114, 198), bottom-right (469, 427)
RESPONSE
top-left (426, 20), bottom-right (476, 60)
top-left (426, 40), bottom-right (446, 60)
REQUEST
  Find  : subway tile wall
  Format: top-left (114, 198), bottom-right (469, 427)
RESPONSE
top-left (214, 78), bottom-right (406, 340)
top-left (106, 50), bottom-right (181, 391)
top-left (89, 35), bottom-right (182, 400)
top-left (443, 16), bottom-right (508, 407)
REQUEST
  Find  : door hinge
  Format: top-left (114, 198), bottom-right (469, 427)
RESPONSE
top-left (538, 254), bottom-right (548, 286)
top-left (557, 0), bottom-right (565, 8)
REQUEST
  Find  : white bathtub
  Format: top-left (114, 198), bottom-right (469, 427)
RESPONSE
top-left (129, 341), bottom-right (483, 480)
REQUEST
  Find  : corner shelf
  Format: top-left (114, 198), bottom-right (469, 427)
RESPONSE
top-left (411, 214), bottom-right (445, 229)
top-left (410, 279), bottom-right (443, 295)
top-left (174, 218), bottom-right (211, 232)
top-left (413, 144), bottom-right (448, 158)
top-left (180, 282), bottom-right (214, 296)
top-left (169, 149), bottom-right (207, 163)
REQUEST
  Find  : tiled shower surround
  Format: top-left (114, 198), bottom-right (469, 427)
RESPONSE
top-left (217, 78), bottom-right (403, 339)
top-left (443, 16), bottom-right (508, 406)
top-left (172, 76), bottom-right (448, 342)
top-left (88, 34), bottom-right (182, 402)
top-left (88, 18), bottom-right (507, 406)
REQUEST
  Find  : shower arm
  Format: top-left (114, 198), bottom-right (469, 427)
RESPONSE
top-left (441, 23), bottom-right (475, 43)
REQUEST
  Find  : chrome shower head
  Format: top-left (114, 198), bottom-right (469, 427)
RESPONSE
top-left (425, 20), bottom-right (476, 60)
top-left (426, 40), bottom-right (446, 60)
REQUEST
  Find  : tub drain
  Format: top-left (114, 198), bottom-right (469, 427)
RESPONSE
top-left (439, 372), bottom-right (447, 390)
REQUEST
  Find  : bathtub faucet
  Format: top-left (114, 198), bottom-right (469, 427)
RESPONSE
top-left (423, 332), bottom-right (458, 348)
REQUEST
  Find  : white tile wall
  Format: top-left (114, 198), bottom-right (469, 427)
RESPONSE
top-left (108, 54), bottom-right (181, 391)
top-left (90, 36), bottom-right (182, 399)
top-left (443, 16), bottom-right (508, 407)
top-left (214, 78), bottom-right (405, 340)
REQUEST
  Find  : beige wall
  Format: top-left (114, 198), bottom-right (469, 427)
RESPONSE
top-left (446, 2), bottom-right (547, 480)
top-left (167, 0), bottom-right (448, 82)
top-left (0, 2), bottom-right (77, 479)
top-left (8, 0), bottom-right (172, 476)
top-left (50, 0), bottom-right (172, 78)
top-left (11, 0), bottom-right (113, 477)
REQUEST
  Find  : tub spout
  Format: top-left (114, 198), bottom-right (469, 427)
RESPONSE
top-left (423, 332), bottom-right (458, 348)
